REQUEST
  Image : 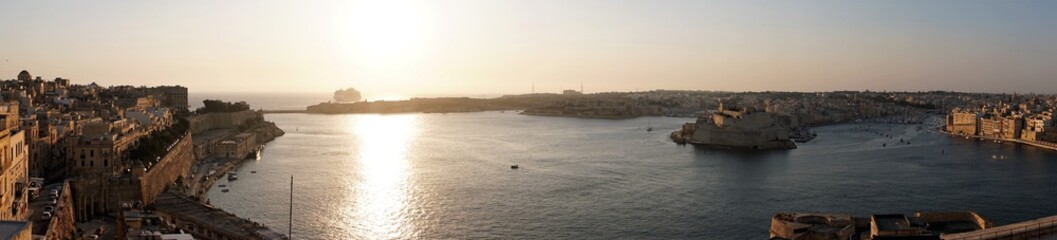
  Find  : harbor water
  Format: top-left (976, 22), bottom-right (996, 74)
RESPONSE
top-left (205, 111), bottom-right (1057, 239)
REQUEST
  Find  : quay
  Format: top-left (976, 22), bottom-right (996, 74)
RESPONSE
top-left (944, 131), bottom-right (1057, 152)
top-left (186, 156), bottom-right (249, 202)
top-left (260, 110), bottom-right (308, 114)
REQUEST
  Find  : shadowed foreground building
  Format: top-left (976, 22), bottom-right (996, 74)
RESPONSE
top-left (770, 212), bottom-right (998, 240)
top-left (773, 211), bottom-right (1057, 240)
top-left (0, 221), bottom-right (31, 240)
top-left (154, 193), bottom-right (285, 240)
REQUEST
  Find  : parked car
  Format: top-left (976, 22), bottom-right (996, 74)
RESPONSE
top-left (43, 206), bottom-right (54, 212)
top-left (42, 211), bottom-right (52, 220)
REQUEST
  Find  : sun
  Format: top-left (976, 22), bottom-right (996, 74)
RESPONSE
top-left (333, 0), bottom-right (431, 66)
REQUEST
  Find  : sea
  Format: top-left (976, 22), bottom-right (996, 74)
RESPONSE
top-left (193, 93), bottom-right (1057, 240)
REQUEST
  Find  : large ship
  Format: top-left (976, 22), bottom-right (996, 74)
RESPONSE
top-left (333, 88), bottom-right (362, 103)
top-left (671, 102), bottom-right (797, 149)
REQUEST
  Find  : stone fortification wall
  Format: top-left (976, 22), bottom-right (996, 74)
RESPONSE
top-left (46, 181), bottom-right (77, 240)
top-left (691, 111), bottom-right (795, 149)
top-left (111, 133), bottom-right (194, 207)
top-left (138, 133), bottom-right (194, 204)
top-left (916, 212), bottom-right (992, 229)
top-left (691, 126), bottom-right (792, 149)
top-left (189, 110), bottom-right (262, 134)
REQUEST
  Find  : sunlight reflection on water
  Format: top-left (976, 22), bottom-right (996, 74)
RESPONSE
top-left (348, 114), bottom-right (418, 239)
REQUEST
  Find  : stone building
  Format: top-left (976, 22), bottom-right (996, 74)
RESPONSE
top-left (68, 120), bottom-right (144, 220)
top-left (0, 129), bottom-right (30, 221)
top-left (0, 102), bottom-right (30, 221)
top-left (979, 115), bottom-right (1003, 138)
top-left (945, 109), bottom-right (979, 135)
top-left (217, 133), bottom-right (256, 159)
top-left (1000, 116), bottom-right (1023, 140)
top-left (150, 86), bottom-right (189, 109)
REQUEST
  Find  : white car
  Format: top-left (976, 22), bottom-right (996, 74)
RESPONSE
top-left (41, 211), bottom-right (52, 220)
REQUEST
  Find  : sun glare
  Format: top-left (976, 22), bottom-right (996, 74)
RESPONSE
top-left (334, 0), bottom-right (432, 67)
top-left (347, 114), bottom-right (419, 238)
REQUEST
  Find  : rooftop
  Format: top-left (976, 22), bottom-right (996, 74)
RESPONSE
top-left (154, 193), bottom-right (284, 240)
top-left (0, 221), bottom-right (30, 239)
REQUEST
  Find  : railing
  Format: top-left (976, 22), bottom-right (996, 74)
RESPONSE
top-left (943, 215), bottom-right (1057, 240)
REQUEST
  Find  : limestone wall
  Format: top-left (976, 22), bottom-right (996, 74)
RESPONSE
top-left (137, 133), bottom-right (194, 204)
top-left (45, 181), bottom-right (77, 240)
top-left (189, 110), bottom-right (262, 134)
top-left (110, 132), bottom-right (193, 212)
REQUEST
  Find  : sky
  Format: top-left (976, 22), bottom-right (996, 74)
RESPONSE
top-left (0, 0), bottom-right (1055, 99)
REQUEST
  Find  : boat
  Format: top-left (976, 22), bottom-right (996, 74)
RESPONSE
top-left (221, 189), bottom-right (229, 193)
top-left (227, 172), bottom-right (238, 181)
top-left (333, 88), bottom-right (362, 102)
top-left (510, 165), bottom-right (519, 169)
top-left (647, 120), bottom-right (654, 132)
top-left (251, 171), bottom-right (257, 174)
top-left (218, 184), bottom-right (226, 187)
top-left (247, 145), bottom-right (264, 160)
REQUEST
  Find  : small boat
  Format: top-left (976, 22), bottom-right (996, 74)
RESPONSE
top-left (228, 172), bottom-right (238, 181)
top-left (992, 155), bottom-right (998, 159)
top-left (882, 143), bottom-right (887, 147)
top-left (219, 184), bottom-right (227, 187)
top-left (251, 171), bottom-right (257, 174)
top-left (221, 189), bottom-right (230, 193)
top-left (510, 165), bottom-right (519, 169)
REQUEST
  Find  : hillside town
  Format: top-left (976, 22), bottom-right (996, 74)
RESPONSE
top-left (944, 93), bottom-right (1057, 149)
top-left (0, 70), bottom-right (285, 240)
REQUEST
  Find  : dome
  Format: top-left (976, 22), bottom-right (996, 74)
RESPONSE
top-left (17, 70), bottom-right (31, 81)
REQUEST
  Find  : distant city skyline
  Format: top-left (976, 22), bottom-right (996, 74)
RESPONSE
top-left (1, 0), bottom-right (1055, 98)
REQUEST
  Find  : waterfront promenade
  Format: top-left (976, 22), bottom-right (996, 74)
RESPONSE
top-left (944, 131), bottom-right (1057, 152)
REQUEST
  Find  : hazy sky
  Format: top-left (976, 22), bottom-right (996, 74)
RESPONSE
top-left (1, 0), bottom-right (1055, 98)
